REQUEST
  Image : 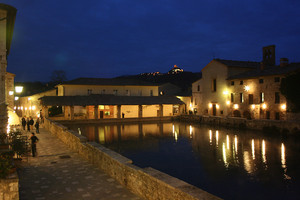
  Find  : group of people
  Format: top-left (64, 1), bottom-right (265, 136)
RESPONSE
top-left (21, 116), bottom-right (41, 157)
top-left (21, 116), bottom-right (40, 133)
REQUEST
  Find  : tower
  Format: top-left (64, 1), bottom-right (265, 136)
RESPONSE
top-left (262, 45), bottom-right (276, 66)
top-left (0, 4), bottom-right (16, 134)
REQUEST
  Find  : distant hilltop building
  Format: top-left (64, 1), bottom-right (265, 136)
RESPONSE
top-left (168, 65), bottom-right (184, 74)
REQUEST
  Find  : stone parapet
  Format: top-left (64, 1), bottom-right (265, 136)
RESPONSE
top-left (0, 172), bottom-right (19, 200)
top-left (44, 118), bottom-right (222, 200)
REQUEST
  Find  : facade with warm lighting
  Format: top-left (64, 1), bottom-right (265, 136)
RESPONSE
top-left (5, 72), bottom-right (15, 109)
top-left (0, 4), bottom-right (16, 133)
top-left (192, 59), bottom-right (259, 117)
top-left (192, 45), bottom-right (300, 120)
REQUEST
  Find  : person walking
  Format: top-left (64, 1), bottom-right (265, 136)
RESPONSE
top-left (21, 117), bottom-right (26, 130)
top-left (26, 118), bottom-right (30, 132)
top-left (35, 118), bottom-right (40, 133)
top-left (29, 117), bottom-right (34, 131)
top-left (30, 132), bottom-right (39, 157)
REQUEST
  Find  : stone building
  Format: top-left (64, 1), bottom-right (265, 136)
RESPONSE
top-left (5, 72), bottom-right (15, 109)
top-left (0, 4), bottom-right (16, 133)
top-left (192, 45), bottom-right (300, 120)
top-left (18, 78), bottom-right (185, 120)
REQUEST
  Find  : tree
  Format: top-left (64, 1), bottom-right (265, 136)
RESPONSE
top-left (280, 70), bottom-right (300, 112)
top-left (49, 70), bottom-right (67, 86)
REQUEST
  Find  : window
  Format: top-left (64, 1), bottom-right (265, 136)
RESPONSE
top-left (231, 81), bottom-right (234, 86)
top-left (150, 90), bottom-right (153, 96)
top-left (126, 90), bottom-right (130, 96)
top-left (87, 89), bottom-right (92, 95)
top-left (194, 98), bottom-right (197, 105)
top-left (248, 94), bottom-right (253, 104)
top-left (240, 93), bottom-right (244, 103)
top-left (274, 77), bottom-right (280, 82)
top-left (259, 79), bottom-right (264, 84)
top-left (275, 92), bottom-right (280, 104)
top-left (212, 79), bottom-right (217, 92)
top-left (197, 85), bottom-right (200, 91)
top-left (101, 89), bottom-right (105, 94)
top-left (113, 90), bottom-right (118, 95)
top-left (240, 80), bottom-right (243, 85)
top-left (139, 90), bottom-right (142, 96)
top-left (260, 92), bottom-right (264, 103)
top-left (275, 112), bottom-right (280, 120)
top-left (231, 93), bottom-right (234, 103)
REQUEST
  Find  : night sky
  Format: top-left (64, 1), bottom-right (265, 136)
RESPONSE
top-left (3, 0), bottom-right (300, 82)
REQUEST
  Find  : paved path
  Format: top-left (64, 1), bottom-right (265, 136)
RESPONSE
top-left (18, 128), bottom-right (143, 200)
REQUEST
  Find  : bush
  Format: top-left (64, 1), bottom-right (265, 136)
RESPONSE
top-left (0, 151), bottom-right (14, 179)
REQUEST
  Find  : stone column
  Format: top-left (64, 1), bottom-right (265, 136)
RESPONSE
top-left (138, 105), bottom-right (143, 118)
top-left (70, 106), bottom-right (74, 120)
top-left (117, 105), bottom-right (121, 119)
top-left (159, 104), bottom-right (163, 117)
top-left (43, 106), bottom-right (49, 118)
top-left (94, 105), bottom-right (98, 119)
top-left (0, 55), bottom-right (7, 134)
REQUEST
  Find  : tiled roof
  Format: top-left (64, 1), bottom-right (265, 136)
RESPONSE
top-left (227, 63), bottom-right (300, 80)
top-left (215, 59), bottom-right (260, 68)
top-left (39, 95), bottom-right (185, 106)
top-left (59, 78), bottom-right (158, 86)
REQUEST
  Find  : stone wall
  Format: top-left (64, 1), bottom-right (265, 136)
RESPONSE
top-left (176, 115), bottom-right (300, 133)
top-left (44, 118), bottom-right (222, 200)
top-left (0, 172), bottom-right (19, 200)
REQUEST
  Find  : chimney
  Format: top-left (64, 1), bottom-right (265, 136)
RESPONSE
top-left (280, 58), bottom-right (289, 67)
top-left (262, 45), bottom-right (276, 66)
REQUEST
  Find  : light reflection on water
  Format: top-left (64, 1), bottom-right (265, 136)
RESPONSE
top-left (66, 122), bottom-right (300, 200)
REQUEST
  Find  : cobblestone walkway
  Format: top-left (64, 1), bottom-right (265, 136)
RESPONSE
top-left (18, 128), bottom-right (143, 200)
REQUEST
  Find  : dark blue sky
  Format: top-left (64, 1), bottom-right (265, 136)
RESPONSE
top-left (3, 0), bottom-right (300, 82)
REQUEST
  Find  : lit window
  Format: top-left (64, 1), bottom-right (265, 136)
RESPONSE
top-left (260, 92), bottom-right (264, 103)
top-left (9, 91), bottom-right (14, 95)
top-left (87, 89), bottom-right (92, 95)
top-left (240, 93), bottom-right (244, 103)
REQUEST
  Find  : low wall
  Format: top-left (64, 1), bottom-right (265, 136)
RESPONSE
top-left (176, 115), bottom-right (300, 133)
top-left (44, 118), bottom-right (221, 200)
top-left (0, 172), bottom-right (19, 200)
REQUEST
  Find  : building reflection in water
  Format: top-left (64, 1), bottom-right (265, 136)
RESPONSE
top-left (68, 122), bottom-right (296, 195)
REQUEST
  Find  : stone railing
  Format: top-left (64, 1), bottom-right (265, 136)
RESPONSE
top-left (44, 118), bottom-right (222, 200)
top-left (175, 115), bottom-right (300, 133)
top-left (0, 172), bottom-right (19, 200)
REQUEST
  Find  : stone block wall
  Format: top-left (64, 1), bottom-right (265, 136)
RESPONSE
top-left (0, 172), bottom-right (19, 200)
top-left (44, 118), bottom-right (221, 200)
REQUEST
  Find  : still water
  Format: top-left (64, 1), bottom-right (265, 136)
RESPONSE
top-left (66, 122), bottom-right (300, 200)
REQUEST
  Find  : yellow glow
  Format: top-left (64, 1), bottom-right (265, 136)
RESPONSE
top-left (14, 106), bottom-right (16, 110)
top-left (15, 86), bottom-right (23, 93)
top-left (222, 143), bottom-right (228, 167)
top-left (29, 106), bottom-right (32, 110)
top-left (21, 106), bottom-right (23, 110)
top-left (281, 104), bottom-right (286, 110)
top-left (9, 91), bottom-right (14, 95)
top-left (189, 125), bottom-right (193, 138)
top-left (223, 90), bottom-right (229, 95)
top-left (251, 104), bottom-right (255, 109)
top-left (244, 85), bottom-right (250, 92)
top-left (14, 96), bottom-right (19, 100)
top-left (244, 151), bottom-right (253, 174)
top-left (28, 97), bottom-right (31, 101)
top-left (172, 124), bottom-right (175, 134)
top-left (209, 103), bottom-right (212, 108)
top-left (190, 103), bottom-right (193, 108)
top-left (226, 101), bottom-right (230, 105)
top-left (262, 103), bottom-right (267, 109)
top-left (174, 131), bottom-right (178, 142)
top-left (209, 130), bottom-right (212, 145)
top-left (234, 135), bottom-right (238, 154)
top-left (25, 107), bottom-right (27, 111)
top-left (226, 135), bottom-right (229, 150)
top-left (216, 104), bottom-right (220, 109)
top-left (251, 139), bottom-right (255, 160)
top-left (281, 143), bottom-right (286, 168)
top-left (216, 130), bottom-right (219, 147)
top-left (234, 104), bottom-right (239, 109)
top-left (262, 140), bottom-right (266, 164)
top-left (99, 105), bottom-right (104, 109)
top-left (32, 106), bottom-right (36, 110)
top-left (17, 107), bottom-right (20, 110)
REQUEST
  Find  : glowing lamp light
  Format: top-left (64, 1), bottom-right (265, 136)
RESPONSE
top-left (209, 103), bottom-right (212, 108)
top-left (29, 106), bottom-right (32, 110)
top-left (251, 104), bottom-right (255, 109)
top-left (223, 90), bottom-right (229, 95)
top-left (32, 105), bottom-right (36, 110)
top-left (14, 96), bottom-right (19, 101)
top-left (25, 107), bottom-right (27, 111)
top-left (226, 101), bottom-right (230, 105)
top-left (9, 91), bottom-right (14, 96)
top-left (262, 103), bottom-right (267, 109)
top-left (216, 104), bottom-right (220, 109)
top-left (244, 85), bottom-right (250, 92)
top-left (21, 106), bottom-right (23, 110)
top-left (17, 107), bottom-right (20, 110)
top-left (15, 86), bottom-right (23, 93)
top-left (281, 104), bottom-right (286, 110)
top-left (14, 106), bottom-right (16, 110)
top-left (190, 103), bottom-right (193, 108)
top-left (28, 97), bottom-right (31, 101)
top-left (234, 104), bottom-right (239, 109)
